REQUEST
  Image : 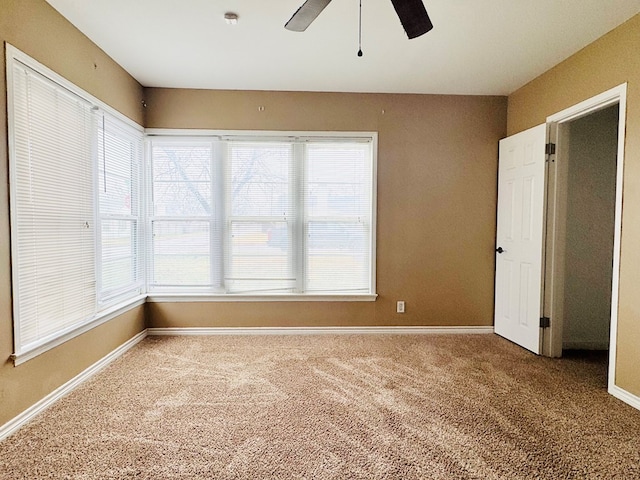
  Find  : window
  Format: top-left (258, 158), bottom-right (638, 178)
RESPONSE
top-left (149, 141), bottom-right (219, 288)
top-left (96, 113), bottom-right (144, 304)
top-left (305, 143), bottom-right (372, 293)
top-left (10, 61), bottom-right (96, 353)
top-left (225, 141), bottom-right (295, 293)
top-left (148, 135), bottom-right (376, 296)
top-left (7, 46), bottom-right (143, 362)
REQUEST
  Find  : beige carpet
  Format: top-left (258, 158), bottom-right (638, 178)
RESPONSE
top-left (1, 334), bottom-right (639, 479)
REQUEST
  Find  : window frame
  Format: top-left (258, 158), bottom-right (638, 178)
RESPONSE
top-left (95, 110), bottom-right (145, 306)
top-left (224, 139), bottom-right (297, 295)
top-left (302, 141), bottom-right (374, 294)
top-left (145, 129), bottom-right (378, 302)
top-left (6, 44), bottom-right (146, 365)
top-left (146, 137), bottom-right (223, 292)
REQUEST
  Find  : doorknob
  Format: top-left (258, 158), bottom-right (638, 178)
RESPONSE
top-left (496, 247), bottom-right (505, 254)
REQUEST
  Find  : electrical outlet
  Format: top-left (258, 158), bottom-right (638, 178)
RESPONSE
top-left (396, 301), bottom-right (405, 313)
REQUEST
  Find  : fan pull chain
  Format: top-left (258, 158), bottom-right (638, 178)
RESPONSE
top-left (357, 0), bottom-right (363, 57)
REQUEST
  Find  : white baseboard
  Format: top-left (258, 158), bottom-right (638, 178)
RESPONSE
top-left (147, 326), bottom-right (495, 336)
top-left (0, 330), bottom-right (148, 442)
top-left (610, 385), bottom-right (640, 411)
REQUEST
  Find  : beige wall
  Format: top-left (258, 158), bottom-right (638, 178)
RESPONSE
top-left (508, 14), bottom-right (640, 396)
top-left (145, 89), bottom-right (507, 328)
top-left (0, 0), bottom-right (146, 426)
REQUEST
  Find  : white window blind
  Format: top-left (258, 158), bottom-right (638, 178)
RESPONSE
top-left (96, 112), bottom-right (144, 303)
top-left (225, 141), bottom-right (296, 294)
top-left (149, 140), bottom-right (220, 289)
top-left (8, 46), bottom-right (145, 361)
top-left (304, 142), bottom-right (372, 293)
top-left (10, 61), bottom-right (96, 354)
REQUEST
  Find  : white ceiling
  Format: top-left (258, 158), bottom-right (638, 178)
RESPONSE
top-left (45, 0), bottom-right (640, 95)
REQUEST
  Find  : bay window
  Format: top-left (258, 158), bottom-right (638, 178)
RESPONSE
top-left (7, 44), bottom-right (376, 364)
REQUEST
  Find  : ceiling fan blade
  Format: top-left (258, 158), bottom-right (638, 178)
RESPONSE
top-left (285, 0), bottom-right (333, 32)
top-left (389, 0), bottom-right (433, 39)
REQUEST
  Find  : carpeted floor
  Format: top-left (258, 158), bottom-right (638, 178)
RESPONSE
top-left (1, 334), bottom-right (639, 479)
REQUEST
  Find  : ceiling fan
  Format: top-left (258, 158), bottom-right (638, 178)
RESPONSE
top-left (284, 0), bottom-right (433, 39)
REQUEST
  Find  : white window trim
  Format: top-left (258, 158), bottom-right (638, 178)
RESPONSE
top-left (10, 290), bottom-right (375, 365)
top-left (146, 294), bottom-right (378, 302)
top-left (94, 111), bottom-right (145, 307)
top-left (145, 128), bottom-right (378, 298)
top-left (10, 296), bottom-right (147, 366)
top-left (7, 45), bottom-right (143, 134)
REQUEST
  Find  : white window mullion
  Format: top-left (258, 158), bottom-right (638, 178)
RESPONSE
top-left (93, 108), bottom-right (103, 308)
top-left (222, 142), bottom-right (232, 293)
top-left (144, 139), bottom-right (154, 293)
top-left (293, 142), bottom-right (305, 294)
top-left (211, 141), bottom-right (224, 291)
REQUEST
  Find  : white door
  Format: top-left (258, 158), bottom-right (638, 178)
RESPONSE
top-left (494, 124), bottom-right (547, 354)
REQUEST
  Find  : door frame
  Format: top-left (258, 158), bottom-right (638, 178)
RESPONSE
top-left (543, 84), bottom-right (627, 394)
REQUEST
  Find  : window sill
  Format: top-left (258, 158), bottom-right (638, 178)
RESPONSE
top-left (12, 295), bottom-right (147, 366)
top-left (146, 293), bottom-right (378, 303)
top-left (11, 293), bottom-right (378, 365)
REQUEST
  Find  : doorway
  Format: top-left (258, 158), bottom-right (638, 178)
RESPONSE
top-left (494, 84), bottom-right (627, 398)
top-left (557, 105), bottom-right (618, 353)
top-left (543, 85), bottom-right (627, 395)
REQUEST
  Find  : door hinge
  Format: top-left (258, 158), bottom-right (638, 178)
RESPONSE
top-left (540, 317), bottom-right (551, 328)
top-left (545, 143), bottom-right (556, 155)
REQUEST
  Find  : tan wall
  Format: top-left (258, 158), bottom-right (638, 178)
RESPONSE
top-left (508, 14), bottom-right (640, 395)
top-left (0, 0), bottom-right (146, 426)
top-left (145, 89), bottom-right (507, 328)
